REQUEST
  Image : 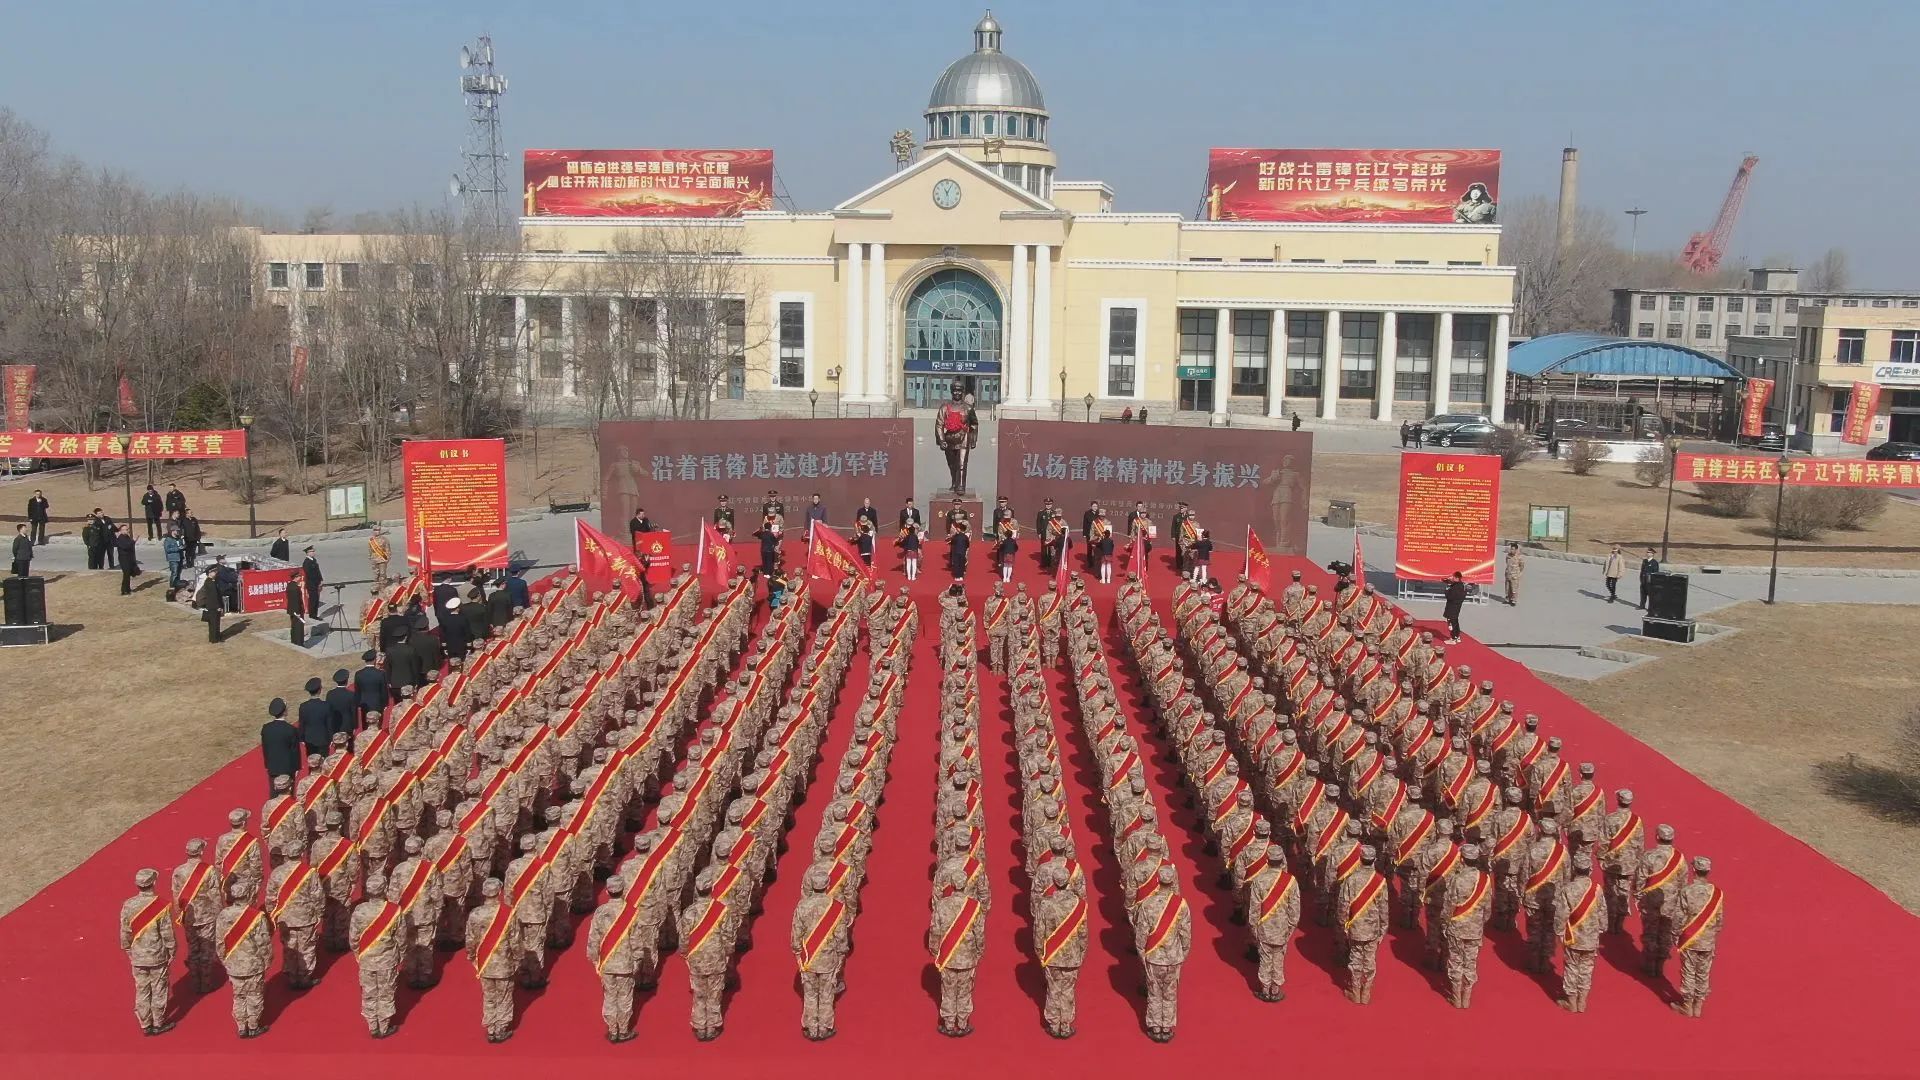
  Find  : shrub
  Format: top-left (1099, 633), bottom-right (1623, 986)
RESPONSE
top-left (1693, 482), bottom-right (1756, 518)
top-left (1566, 439), bottom-right (1604, 476)
top-left (1770, 487), bottom-right (1832, 541)
top-left (1479, 427), bottom-right (1535, 470)
top-left (1830, 488), bottom-right (1889, 530)
top-left (1633, 442), bottom-right (1674, 487)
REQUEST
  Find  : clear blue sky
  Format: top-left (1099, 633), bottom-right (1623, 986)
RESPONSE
top-left (0, 0), bottom-right (1909, 283)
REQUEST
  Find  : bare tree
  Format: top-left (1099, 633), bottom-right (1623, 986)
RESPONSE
top-left (604, 225), bottom-right (768, 420)
top-left (1804, 248), bottom-right (1851, 292)
top-left (1505, 196), bottom-right (1626, 336)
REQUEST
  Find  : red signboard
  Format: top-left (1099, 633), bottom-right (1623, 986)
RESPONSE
top-left (2, 366), bottom-right (33, 431)
top-left (238, 568), bottom-right (295, 614)
top-left (1678, 452), bottom-right (1920, 489)
top-left (996, 420), bottom-right (1313, 557)
top-left (402, 438), bottom-right (509, 571)
top-left (1204, 148), bottom-right (1501, 224)
top-left (524, 149), bottom-right (774, 218)
top-left (0, 430), bottom-right (245, 460)
top-left (1841, 382), bottom-right (1881, 445)
top-left (1395, 452), bottom-right (1501, 583)
top-left (1741, 378), bottom-right (1774, 438)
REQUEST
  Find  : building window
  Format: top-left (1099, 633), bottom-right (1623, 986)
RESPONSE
top-left (1829, 389), bottom-right (1850, 433)
top-left (1239, 257), bottom-right (1273, 263)
top-left (412, 263), bottom-right (436, 289)
top-left (1446, 260), bottom-right (1480, 266)
top-left (1841, 298), bottom-right (1860, 307)
top-left (1725, 297), bottom-right (1744, 313)
top-left (1892, 330), bottom-right (1919, 363)
top-left (982, 114), bottom-right (995, 136)
top-left (1178, 309), bottom-right (1216, 379)
top-left (1339, 313), bottom-right (1380, 398)
top-left (1692, 324), bottom-right (1711, 340)
top-left (1755, 298), bottom-right (1773, 314)
top-left (1290, 258), bottom-right (1325, 264)
top-left (958, 114), bottom-right (971, 136)
top-left (303, 262), bottom-right (324, 289)
top-left (1025, 115), bottom-right (1036, 140)
top-left (268, 262), bottom-right (289, 289)
top-left (1396, 260), bottom-right (1430, 266)
top-left (1450, 315), bottom-right (1491, 400)
top-left (1726, 324), bottom-right (1742, 337)
top-left (1231, 310), bottom-right (1269, 396)
top-left (1755, 323), bottom-right (1771, 336)
top-left (1106, 307), bottom-right (1138, 396)
top-left (775, 301), bottom-right (806, 389)
top-left (1697, 296), bottom-right (1715, 312)
top-left (1837, 329), bottom-right (1866, 363)
top-left (1342, 259), bottom-right (1377, 265)
top-left (1873, 299), bottom-right (1891, 308)
top-left (1669, 296), bottom-right (1687, 311)
top-left (1285, 313), bottom-right (1324, 397)
top-left (1784, 298), bottom-right (1799, 312)
top-left (1636, 323), bottom-right (1655, 338)
top-left (1903, 300), bottom-right (1920, 309)
top-left (1639, 295), bottom-right (1657, 311)
top-left (940, 114), bottom-right (952, 138)
top-left (1665, 323), bottom-right (1682, 338)
top-left (339, 262), bottom-right (360, 289)
top-left (1394, 314), bottom-right (1434, 401)
top-left (1004, 114), bottom-right (1018, 136)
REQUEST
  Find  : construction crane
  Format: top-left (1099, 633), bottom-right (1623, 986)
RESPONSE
top-left (1680, 155), bottom-right (1758, 274)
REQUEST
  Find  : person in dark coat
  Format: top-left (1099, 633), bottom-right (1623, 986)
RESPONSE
top-left (26, 489), bottom-right (50, 546)
top-left (486, 584), bottom-right (513, 629)
top-left (195, 573), bottom-right (224, 643)
top-left (300, 546), bottom-right (323, 619)
top-left (163, 484), bottom-right (187, 518)
top-left (284, 570), bottom-right (305, 642)
top-left (260, 698), bottom-right (301, 796)
top-left (114, 526), bottom-right (140, 595)
top-left (181, 513), bottom-right (203, 568)
top-left (295, 678), bottom-right (332, 758)
top-left (213, 557), bottom-right (240, 613)
top-left (353, 651), bottom-right (388, 723)
top-left (385, 632), bottom-right (425, 697)
top-left (83, 510), bottom-right (108, 570)
top-left (432, 577), bottom-right (458, 627)
top-left (948, 527), bottom-right (971, 580)
top-left (440, 596), bottom-right (472, 661)
top-left (505, 567), bottom-right (530, 610)
top-left (140, 485), bottom-right (163, 539)
top-left (1442, 571), bottom-right (1467, 645)
top-left (268, 527), bottom-right (291, 562)
top-left (325, 670), bottom-right (358, 741)
top-left (464, 587), bottom-right (491, 644)
top-left (411, 620), bottom-right (445, 675)
top-left (10, 524), bottom-right (31, 578)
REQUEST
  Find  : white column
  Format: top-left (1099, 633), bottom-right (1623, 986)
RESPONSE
top-left (1434, 311), bottom-right (1454, 414)
top-left (654, 304), bottom-right (669, 404)
top-left (1265, 309), bottom-right (1288, 418)
top-left (512, 295), bottom-right (529, 387)
top-left (843, 243), bottom-right (865, 401)
top-left (1319, 309), bottom-right (1340, 420)
top-left (865, 242), bottom-right (888, 403)
top-left (1030, 244), bottom-right (1053, 409)
top-left (560, 296), bottom-right (577, 398)
top-left (1212, 307), bottom-right (1232, 417)
top-left (1490, 312), bottom-right (1511, 423)
top-left (1375, 310), bottom-right (1398, 421)
top-left (1007, 243), bottom-right (1030, 406)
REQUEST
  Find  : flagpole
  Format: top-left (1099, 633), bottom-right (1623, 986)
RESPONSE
top-left (1245, 523), bottom-right (1253, 581)
top-left (693, 517), bottom-right (705, 575)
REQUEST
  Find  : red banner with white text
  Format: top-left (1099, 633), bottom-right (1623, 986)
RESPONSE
top-left (697, 519), bottom-right (736, 595)
top-left (1842, 382), bottom-right (1881, 446)
top-left (632, 529), bottom-right (674, 585)
top-left (1244, 526), bottom-right (1271, 593)
top-left (524, 149), bottom-right (774, 218)
top-left (576, 519), bottom-right (644, 601)
top-left (1204, 148), bottom-right (1501, 223)
top-left (0, 429), bottom-right (246, 460)
top-left (1395, 452), bottom-right (1500, 583)
top-left (1679, 452), bottom-right (1920, 488)
top-left (2, 366), bottom-right (33, 431)
top-left (402, 438), bottom-right (508, 570)
top-left (808, 525), bottom-right (870, 587)
top-left (1741, 378), bottom-right (1774, 438)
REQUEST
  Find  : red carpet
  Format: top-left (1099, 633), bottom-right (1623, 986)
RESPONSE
top-left (3, 549), bottom-right (1916, 1078)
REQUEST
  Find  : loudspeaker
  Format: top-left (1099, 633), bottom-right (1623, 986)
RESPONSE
top-left (1645, 571), bottom-right (1689, 621)
top-left (3, 575), bottom-right (47, 626)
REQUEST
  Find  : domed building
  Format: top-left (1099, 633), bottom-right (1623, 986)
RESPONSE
top-left (500, 12), bottom-right (1515, 421)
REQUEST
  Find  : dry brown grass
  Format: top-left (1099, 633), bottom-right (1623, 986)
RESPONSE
top-left (1544, 602), bottom-right (1920, 914)
top-left (0, 572), bottom-right (326, 915)
top-left (1316, 453), bottom-right (1920, 568)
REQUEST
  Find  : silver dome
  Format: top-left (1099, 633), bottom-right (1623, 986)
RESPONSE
top-left (926, 15), bottom-right (1046, 111)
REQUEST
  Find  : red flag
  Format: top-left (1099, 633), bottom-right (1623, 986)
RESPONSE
top-left (291, 346), bottom-right (309, 395)
top-left (632, 530), bottom-right (673, 585)
top-left (1352, 531), bottom-right (1366, 585)
top-left (1244, 526), bottom-right (1271, 593)
top-left (697, 519), bottom-right (734, 594)
top-left (808, 524), bottom-right (868, 586)
top-left (2, 365), bottom-right (34, 431)
top-left (1741, 378), bottom-right (1773, 439)
top-left (576, 519), bottom-right (645, 600)
top-left (117, 376), bottom-right (139, 418)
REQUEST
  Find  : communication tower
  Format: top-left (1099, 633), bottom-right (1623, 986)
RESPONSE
top-left (453, 35), bottom-right (511, 245)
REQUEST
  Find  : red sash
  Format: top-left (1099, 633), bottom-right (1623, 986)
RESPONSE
top-left (1524, 840), bottom-right (1567, 894)
top-left (1394, 812), bottom-right (1434, 864)
top-left (1312, 809), bottom-right (1350, 862)
top-left (1537, 760), bottom-right (1569, 803)
top-left (298, 773), bottom-right (336, 814)
top-left (1605, 813), bottom-right (1642, 856)
top-left (797, 899), bottom-right (847, 972)
top-left (1562, 880), bottom-right (1600, 945)
top-left (1487, 718), bottom-right (1522, 756)
top-left (1373, 683), bottom-right (1403, 721)
top-left (1491, 813), bottom-right (1532, 861)
top-left (1039, 896), bottom-right (1087, 965)
top-left (1449, 870), bottom-right (1490, 921)
top-left (1201, 750), bottom-right (1232, 787)
top-left (985, 598), bottom-right (1008, 630)
top-left (934, 897), bottom-right (982, 969)
top-left (1570, 785), bottom-right (1602, 822)
top-left (506, 852), bottom-right (551, 909)
top-left (1291, 781), bottom-right (1325, 835)
top-left (1424, 843), bottom-right (1461, 891)
top-left (1352, 754), bottom-right (1385, 797)
top-left (1469, 698), bottom-right (1501, 737)
top-left (433, 833), bottom-right (471, 876)
top-left (218, 833), bottom-right (258, 879)
top-left (1226, 678), bottom-right (1254, 717)
top-left (1224, 819), bottom-right (1261, 865)
top-left (129, 894), bottom-right (171, 941)
top-left (393, 859), bottom-right (434, 914)
top-left (738, 799), bottom-right (771, 835)
top-left (262, 796), bottom-right (298, 837)
top-left (1333, 841), bottom-right (1366, 881)
top-left (1130, 862), bottom-right (1169, 907)
top-left (683, 899), bottom-right (730, 956)
top-left (1517, 736), bottom-right (1547, 774)
top-left (353, 796), bottom-right (393, 848)
top-left (1677, 885), bottom-right (1723, 951)
top-left (1270, 751), bottom-right (1304, 789)
top-left (172, 862), bottom-right (213, 924)
top-left (830, 824), bottom-right (862, 864)
top-left (1306, 696), bottom-right (1337, 734)
top-left (668, 770), bottom-right (714, 828)
top-left (502, 725), bottom-right (551, 777)
top-left (625, 831), bottom-right (683, 904)
top-left (1108, 751), bottom-right (1140, 789)
top-left (1443, 757), bottom-right (1474, 808)
top-left (1342, 872), bottom-right (1386, 928)
top-left (1370, 785), bottom-right (1406, 834)
top-left (711, 836), bottom-right (757, 901)
top-left (472, 902), bottom-right (515, 973)
top-left (1256, 870), bottom-right (1297, 923)
top-left (1463, 781), bottom-right (1497, 829)
top-left (1448, 683), bottom-right (1475, 714)
top-left (1142, 895), bottom-right (1186, 955)
top-left (1643, 847), bottom-right (1684, 893)
top-left (222, 903), bottom-right (269, 959)
top-left (268, 860), bottom-right (315, 917)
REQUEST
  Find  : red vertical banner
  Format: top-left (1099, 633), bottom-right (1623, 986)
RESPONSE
top-left (290, 346), bottom-right (309, 395)
top-left (1, 365), bottom-right (34, 431)
top-left (698, 519), bottom-right (735, 595)
top-left (632, 530), bottom-right (673, 585)
top-left (401, 438), bottom-right (509, 570)
top-left (1243, 526), bottom-right (1271, 593)
top-left (1842, 382), bottom-right (1881, 445)
top-left (117, 376), bottom-right (139, 418)
top-left (1741, 378), bottom-right (1774, 438)
top-left (1352, 530), bottom-right (1366, 583)
top-left (1394, 452), bottom-right (1501, 584)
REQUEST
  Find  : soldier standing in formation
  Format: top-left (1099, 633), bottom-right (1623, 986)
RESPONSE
top-left (216, 881), bottom-right (274, 1038)
top-left (1671, 857), bottom-right (1724, 1017)
top-left (120, 868), bottom-right (176, 1035)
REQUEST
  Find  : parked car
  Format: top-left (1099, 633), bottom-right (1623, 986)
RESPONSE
top-left (1424, 420), bottom-right (1500, 448)
top-left (1532, 417), bottom-right (1600, 440)
top-left (1741, 423), bottom-right (1786, 452)
top-left (1424, 412), bottom-right (1489, 428)
top-left (1865, 441), bottom-right (1920, 462)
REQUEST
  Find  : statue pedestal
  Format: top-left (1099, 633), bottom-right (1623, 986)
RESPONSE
top-left (931, 491), bottom-right (984, 535)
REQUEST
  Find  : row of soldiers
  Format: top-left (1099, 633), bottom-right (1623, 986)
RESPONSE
top-left (1060, 579), bottom-right (1192, 1043)
top-left (927, 596), bottom-right (990, 1036)
top-left (1214, 570), bottom-right (1723, 1016)
top-left (785, 584), bottom-right (919, 1039)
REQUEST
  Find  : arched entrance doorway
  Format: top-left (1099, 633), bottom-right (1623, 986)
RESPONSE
top-left (902, 268), bottom-right (1003, 408)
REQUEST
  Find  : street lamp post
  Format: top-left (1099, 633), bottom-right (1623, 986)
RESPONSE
top-left (1082, 392), bottom-right (1095, 423)
top-left (808, 389), bottom-right (819, 420)
top-left (1659, 437), bottom-right (1678, 562)
top-left (827, 367), bottom-right (842, 418)
top-left (238, 414), bottom-right (258, 539)
top-left (1058, 370), bottom-right (1068, 420)
top-left (1765, 452), bottom-right (1789, 604)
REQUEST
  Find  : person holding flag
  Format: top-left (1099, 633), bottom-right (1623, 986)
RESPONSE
top-left (697, 517), bottom-right (736, 597)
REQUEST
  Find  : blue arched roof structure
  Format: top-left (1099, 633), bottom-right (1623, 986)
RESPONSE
top-left (1506, 333), bottom-right (1745, 380)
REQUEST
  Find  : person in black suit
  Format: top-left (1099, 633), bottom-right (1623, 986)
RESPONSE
top-left (259, 698), bottom-right (300, 796)
top-left (1442, 571), bottom-right (1467, 645)
top-left (10, 524), bottom-right (30, 577)
top-left (181, 513), bottom-right (203, 568)
top-left (140, 485), bottom-right (163, 539)
top-left (284, 570), bottom-right (305, 642)
top-left (26, 489), bottom-right (50, 546)
top-left (386, 632), bottom-right (425, 697)
top-left (163, 484), bottom-right (187, 518)
top-left (295, 677), bottom-right (332, 759)
top-left (194, 573), bottom-right (223, 643)
top-left (487, 583), bottom-right (513, 629)
top-left (948, 526), bottom-right (971, 580)
top-left (300, 546), bottom-right (323, 619)
top-left (506, 566), bottom-right (531, 610)
top-left (432, 576), bottom-right (458, 627)
top-left (412, 619), bottom-right (445, 675)
top-left (464, 586), bottom-right (491, 644)
top-left (114, 525), bottom-right (139, 594)
top-left (325, 670), bottom-right (358, 741)
top-left (268, 527), bottom-right (291, 562)
top-left (213, 556), bottom-right (239, 613)
top-left (353, 651), bottom-right (388, 725)
top-left (441, 596), bottom-right (472, 661)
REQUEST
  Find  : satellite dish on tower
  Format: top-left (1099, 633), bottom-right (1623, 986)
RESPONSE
top-left (459, 45), bottom-right (472, 68)
top-left (450, 175), bottom-right (466, 198)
